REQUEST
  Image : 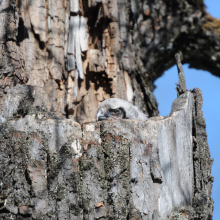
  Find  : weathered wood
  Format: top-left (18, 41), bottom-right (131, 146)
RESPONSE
top-left (67, 54), bottom-right (76, 71)
top-left (88, 0), bottom-right (97, 8)
top-left (108, 0), bottom-right (118, 21)
top-left (0, 84), bottom-right (35, 121)
top-left (68, 16), bottom-right (76, 55)
top-left (79, 17), bottom-right (89, 52)
top-left (191, 88), bottom-right (214, 219)
top-left (70, 0), bottom-right (79, 13)
top-left (0, 0), bottom-right (217, 217)
top-left (89, 49), bottom-right (104, 72)
top-left (1, 0), bottom-right (220, 123)
top-left (0, 84), bottom-right (213, 219)
top-left (175, 53), bottom-right (187, 96)
top-left (29, 0), bottom-right (47, 42)
top-left (109, 22), bottom-right (120, 54)
top-left (75, 15), bottom-right (84, 79)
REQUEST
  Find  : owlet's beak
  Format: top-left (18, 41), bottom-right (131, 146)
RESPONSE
top-left (97, 109), bottom-right (107, 121)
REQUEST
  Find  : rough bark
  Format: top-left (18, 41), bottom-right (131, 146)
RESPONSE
top-left (0, 0), bottom-right (215, 218)
top-left (191, 88), bottom-right (213, 219)
top-left (0, 0), bottom-right (220, 123)
top-left (0, 83), bottom-right (213, 219)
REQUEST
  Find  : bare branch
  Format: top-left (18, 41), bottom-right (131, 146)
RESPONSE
top-left (175, 53), bottom-right (187, 96)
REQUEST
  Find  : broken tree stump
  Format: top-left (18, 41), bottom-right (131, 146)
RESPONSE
top-left (0, 85), bottom-right (213, 219)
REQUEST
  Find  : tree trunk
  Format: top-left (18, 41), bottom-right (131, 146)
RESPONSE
top-left (1, 0), bottom-right (220, 123)
top-left (0, 0), bottom-right (214, 219)
top-left (0, 84), bottom-right (213, 219)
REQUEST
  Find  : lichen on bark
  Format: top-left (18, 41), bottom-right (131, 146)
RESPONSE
top-left (0, 82), bottom-right (213, 219)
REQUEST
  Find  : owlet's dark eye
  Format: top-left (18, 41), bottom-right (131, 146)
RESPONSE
top-left (110, 109), bottom-right (119, 114)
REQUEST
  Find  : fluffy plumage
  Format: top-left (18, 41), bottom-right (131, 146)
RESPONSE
top-left (97, 98), bottom-right (148, 122)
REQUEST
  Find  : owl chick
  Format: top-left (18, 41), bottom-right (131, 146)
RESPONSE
top-left (97, 98), bottom-right (148, 122)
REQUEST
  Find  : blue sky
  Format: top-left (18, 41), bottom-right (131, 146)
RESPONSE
top-left (153, 1), bottom-right (220, 218)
